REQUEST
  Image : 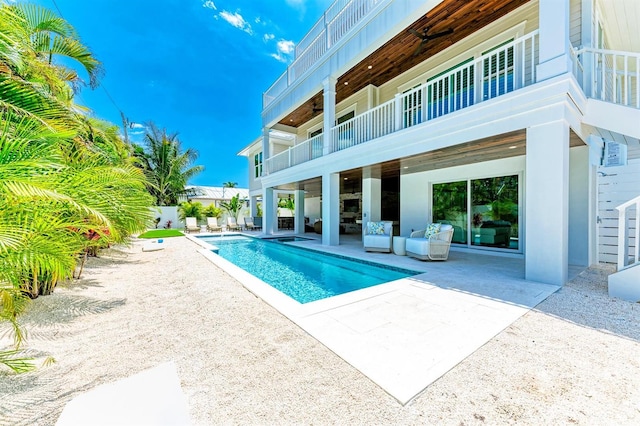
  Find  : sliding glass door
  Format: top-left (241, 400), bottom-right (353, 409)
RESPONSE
top-left (432, 175), bottom-right (520, 250)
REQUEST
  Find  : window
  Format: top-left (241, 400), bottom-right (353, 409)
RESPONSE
top-left (254, 152), bottom-right (263, 178)
top-left (426, 57), bottom-right (475, 120)
top-left (309, 128), bottom-right (323, 138)
top-left (482, 40), bottom-right (514, 100)
top-left (432, 175), bottom-right (519, 250)
top-left (403, 84), bottom-right (422, 128)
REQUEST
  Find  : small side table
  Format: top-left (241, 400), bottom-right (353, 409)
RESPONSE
top-left (393, 236), bottom-right (407, 256)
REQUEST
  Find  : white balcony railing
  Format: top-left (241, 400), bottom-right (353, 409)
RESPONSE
top-left (330, 31), bottom-right (538, 152)
top-left (264, 31), bottom-right (539, 174)
top-left (573, 48), bottom-right (640, 109)
top-left (616, 195), bottom-right (640, 271)
top-left (264, 0), bottom-right (384, 108)
top-left (266, 134), bottom-right (324, 174)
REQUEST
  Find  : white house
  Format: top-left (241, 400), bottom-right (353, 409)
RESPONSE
top-left (238, 0), bottom-right (640, 295)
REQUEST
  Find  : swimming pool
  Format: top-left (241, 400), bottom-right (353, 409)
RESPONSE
top-left (198, 235), bottom-right (418, 303)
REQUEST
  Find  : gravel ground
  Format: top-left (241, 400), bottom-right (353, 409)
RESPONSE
top-left (1, 236), bottom-right (639, 425)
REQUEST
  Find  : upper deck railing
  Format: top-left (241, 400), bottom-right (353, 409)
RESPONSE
top-left (572, 47), bottom-right (640, 109)
top-left (265, 31), bottom-right (538, 174)
top-left (263, 0), bottom-right (383, 108)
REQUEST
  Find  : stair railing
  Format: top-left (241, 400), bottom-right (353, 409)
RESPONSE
top-left (616, 194), bottom-right (640, 270)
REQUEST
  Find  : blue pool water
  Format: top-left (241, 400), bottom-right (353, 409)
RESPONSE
top-left (198, 235), bottom-right (418, 303)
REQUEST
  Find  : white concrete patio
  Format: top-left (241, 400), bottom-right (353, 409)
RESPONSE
top-left (190, 231), bottom-right (573, 404)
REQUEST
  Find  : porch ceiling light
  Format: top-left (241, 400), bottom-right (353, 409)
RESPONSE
top-left (344, 81), bottom-right (348, 85)
top-left (509, 145), bottom-right (517, 149)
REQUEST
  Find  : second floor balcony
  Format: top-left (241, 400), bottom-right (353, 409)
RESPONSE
top-left (264, 29), bottom-right (640, 176)
top-left (266, 30), bottom-right (539, 174)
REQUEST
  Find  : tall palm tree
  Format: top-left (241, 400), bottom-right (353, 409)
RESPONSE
top-left (222, 181), bottom-right (238, 188)
top-left (0, 3), bottom-right (154, 370)
top-left (134, 122), bottom-right (204, 206)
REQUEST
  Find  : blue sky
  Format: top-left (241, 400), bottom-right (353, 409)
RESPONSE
top-left (32, 0), bottom-right (333, 187)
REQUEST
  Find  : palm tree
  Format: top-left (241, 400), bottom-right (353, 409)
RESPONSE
top-left (0, 3), bottom-right (154, 370)
top-left (220, 194), bottom-right (246, 222)
top-left (222, 181), bottom-right (238, 188)
top-left (133, 123), bottom-right (204, 206)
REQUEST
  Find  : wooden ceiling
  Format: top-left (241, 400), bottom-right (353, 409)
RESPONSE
top-left (279, 0), bottom-right (531, 128)
top-left (285, 130), bottom-right (584, 198)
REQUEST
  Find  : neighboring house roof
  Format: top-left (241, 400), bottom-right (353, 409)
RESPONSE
top-left (185, 186), bottom-right (249, 201)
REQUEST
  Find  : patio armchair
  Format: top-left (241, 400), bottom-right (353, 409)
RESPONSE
top-left (206, 217), bottom-right (222, 232)
top-left (363, 221), bottom-right (394, 253)
top-left (184, 217), bottom-right (200, 233)
top-left (227, 217), bottom-right (241, 231)
top-left (406, 223), bottom-right (454, 261)
top-left (243, 217), bottom-right (260, 231)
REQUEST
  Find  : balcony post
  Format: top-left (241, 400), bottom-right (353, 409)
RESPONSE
top-left (580, 0), bottom-right (595, 95)
top-left (536, 0), bottom-right (572, 82)
top-left (322, 76), bottom-right (337, 155)
top-left (394, 93), bottom-right (403, 131)
top-left (262, 127), bottom-right (270, 162)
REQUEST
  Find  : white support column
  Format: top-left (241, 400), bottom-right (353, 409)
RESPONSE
top-left (294, 190), bottom-right (305, 235)
top-left (262, 127), bottom-right (270, 162)
top-left (525, 120), bottom-right (570, 285)
top-left (536, 0), bottom-right (572, 81)
top-left (362, 177), bottom-right (382, 235)
top-left (581, 0), bottom-right (595, 95)
top-left (262, 187), bottom-right (275, 235)
top-left (322, 77), bottom-right (337, 156)
top-left (322, 173), bottom-right (340, 246)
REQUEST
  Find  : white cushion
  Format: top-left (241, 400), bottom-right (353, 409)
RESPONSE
top-left (405, 238), bottom-right (430, 256)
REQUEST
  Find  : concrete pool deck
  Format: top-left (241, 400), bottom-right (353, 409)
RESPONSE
top-left (189, 232), bottom-right (567, 404)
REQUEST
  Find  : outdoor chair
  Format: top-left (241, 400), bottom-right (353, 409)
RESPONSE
top-left (227, 217), bottom-right (241, 231)
top-left (184, 217), bottom-right (200, 233)
top-left (206, 217), bottom-right (222, 232)
top-left (243, 217), bottom-right (259, 231)
top-left (363, 221), bottom-right (393, 253)
top-left (405, 223), bottom-right (454, 261)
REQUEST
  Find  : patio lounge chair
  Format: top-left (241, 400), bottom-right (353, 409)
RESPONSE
top-left (227, 217), bottom-right (241, 231)
top-left (243, 217), bottom-right (259, 231)
top-left (363, 221), bottom-right (393, 253)
top-left (406, 223), bottom-right (454, 261)
top-left (184, 217), bottom-right (200, 233)
top-left (206, 217), bottom-right (222, 232)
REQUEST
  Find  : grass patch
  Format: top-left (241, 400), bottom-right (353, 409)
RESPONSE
top-left (138, 229), bottom-right (184, 238)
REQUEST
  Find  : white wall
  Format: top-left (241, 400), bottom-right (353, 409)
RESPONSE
top-left (304, 196), bottom-right (322, 223)
top-left (154, 206), bottom-right (180, 230)
top-left (568, 145), bottom-right (591, 266)
top-left (400, 156), bottom-right (526, 239)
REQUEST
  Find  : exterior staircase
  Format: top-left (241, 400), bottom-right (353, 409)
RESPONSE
top-left (608, 194), bottom-right (640, 302)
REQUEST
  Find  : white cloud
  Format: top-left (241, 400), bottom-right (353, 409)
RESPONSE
top-left (263, 33), bottom-right (275, 42)
top-left (285, 0), bottom-right (305, 9)
top-left (130, 123), bottom-right (146, 129)
top-left (269, 39), bottom-right (295, 63)
top-left (276, 39), bottom-right (295, 55)
top-left (202, 1), bottom-right (216, 10)
top-left (270, 53), bottom-right (288, 63)
top-left (219, 10), bottom-right (253, 35)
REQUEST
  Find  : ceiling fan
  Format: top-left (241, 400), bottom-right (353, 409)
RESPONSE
top-left (312, 102), bottom-right (323, 113)
top-left (408, 27), bottom-right (454, 57)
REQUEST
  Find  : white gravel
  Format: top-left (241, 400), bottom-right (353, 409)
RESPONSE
top-left (1, 236), bottom-right (639, 425)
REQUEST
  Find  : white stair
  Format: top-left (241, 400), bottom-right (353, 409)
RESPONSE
top-left (608, 264), bottom-right (640, 302)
